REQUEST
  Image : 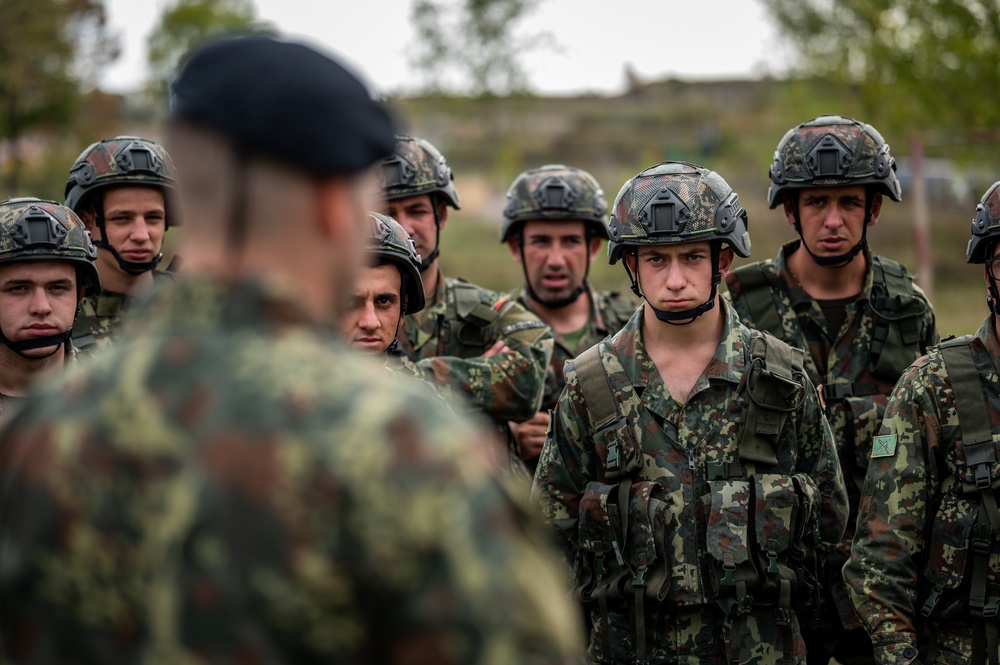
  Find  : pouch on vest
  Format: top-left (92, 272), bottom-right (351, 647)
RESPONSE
top-left (869, 257), bottom-right (929, 379)
top-left (626, 482), bottom-right (671, 603)
top-left (706, 479), bottom-right (753, 600)
top-left (577, 481), bottom-right (631, 604)
top-left (595, 419), bottom-right (643, 481)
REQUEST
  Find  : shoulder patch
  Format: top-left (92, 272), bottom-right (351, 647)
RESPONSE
top-left (872, 434), bottom-right (898, 458)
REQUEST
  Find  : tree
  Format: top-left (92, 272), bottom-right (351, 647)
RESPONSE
top-left (762, 0), bottom-right (1000, 138)
top-left (147, 0), bottom-right (272, 97)
top-left (410, 0), bottom-right (550, 96)
top-left (0, 0), bottom-right (119, 193)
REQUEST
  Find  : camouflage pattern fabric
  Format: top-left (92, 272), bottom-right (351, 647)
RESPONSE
top-left (0, 276), bottom-right (582, 665)
top-left (0, 348), bottom-right (77, 424)
top-left (71, 271), bottom-right (175, 357)
top-left (378, 135), bottom-right (461, 209)
top-left (509, 284), bottom-right (638, 411)
top-left (726, 240), bottom-right (939, 632)
top-left (532, 299), bottom-right (848, 664)
top-left (845, 316), bottom-right (1000, 665)
top-left (396, 269), bottom-right (553, 423)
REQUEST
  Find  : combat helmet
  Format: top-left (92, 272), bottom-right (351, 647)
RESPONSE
top-left (380, 135), bottom-right (461, 208)
top-left (366, 212), bottom-right (425, 315)
top-left (768, 115), bottom-right (901, 266)
top-left (608, 161), bottom-right (750, 323)
top-left (967, 181), bottom-right (1000, 313)
top-left (64, 136), bottom-right (179, 275)
top-left (499, 164), bottom-right (608, 242)
top-left (0, 197), bottom-right (100, 355)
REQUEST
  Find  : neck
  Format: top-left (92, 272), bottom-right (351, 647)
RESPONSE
top-left (642, 297), bottom-right (724, 351)
top-left (0, 344), bottom-right (65, 397)
top-left (421, 260), bottom-right (441, 299)
top-left (787, 242), bottom-right (868, 299)
top-left (526, 286), bottom-right (591, 334)
top-left (99, 264), bottom-right (155, 296)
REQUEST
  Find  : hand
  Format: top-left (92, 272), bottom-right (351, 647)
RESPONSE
top-left (509, 411), bottom-right (550, 463)
top-left (482, 340), bottom-right (509, 358)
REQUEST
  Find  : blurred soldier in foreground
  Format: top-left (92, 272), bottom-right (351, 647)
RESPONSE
top-left (379, 136), bottom-right (553, 468)
top-left (0, 35), bottom-right (581, 665)
top-left (533, 161), bottom-right (848, 664)
top-left (64, 136), bottom-right (180, 356)
top-left (500, 165), bottom-right (636, 470)
top-left (846, 181), bottom-right (1000, 665)
top-left (0, 198), bottom-right (99, 421)
top-left (338, 212), bottom-right (425, 357)
top-left (726, 115), bottom-right (939, 665)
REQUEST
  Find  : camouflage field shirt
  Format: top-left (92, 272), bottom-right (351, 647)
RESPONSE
top-left (510, 285), bottom-right (638, 412)
top-left (533, 299), bottom-right (847, 663)
top-left (397, 269), bottom-right (553, 423)
top-left (0, 346), bottom-right (77, 424)
top-left (71, 270), bottom-right (175, 357)
top-left (845, 316), bottom-right (1000, 665)
top-left (0, 276), bottom-right (581, 665)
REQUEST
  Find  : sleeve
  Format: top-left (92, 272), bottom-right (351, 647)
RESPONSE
top-left (416, 295), bottom-right (554, 423)
top-left (530, 358), bottom-right (593, 563)
top-left (843, 360), bottom-right (939, 664)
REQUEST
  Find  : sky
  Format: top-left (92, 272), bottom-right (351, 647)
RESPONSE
top-left (99, 0), bottom-right (790, 97)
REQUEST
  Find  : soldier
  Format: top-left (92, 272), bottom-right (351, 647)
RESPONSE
top-left (64, 135), bottom-right (179, 355)
top-left (533, 161), bottom-right (848, 664)
top-left (0, 198), bottom-right (99, 421)
top-left (500, 165), bottom-right (637, 469)
top-left (0, 35), bottom-right (581, 664)
top-left (379, 136), bottom-right (553, 466)
top-left (725, 115), bottom-right (939, 665)
top-left (845, 181), bottom-right (1000, 665)
top-left (339, 212), bottom-right (425, 357)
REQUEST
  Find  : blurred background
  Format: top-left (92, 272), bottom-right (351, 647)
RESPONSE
top-left (1, 0), bottom-right (996, 335)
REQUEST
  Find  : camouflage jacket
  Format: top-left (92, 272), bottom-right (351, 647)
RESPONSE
top-left (71, 270), bottom-right (175, 357)
top-left (396, 269), bottom-right (553, 423)
top-left (532, 299), bottom-right (847, 663)
top-left (726, 242), bottom-right (938, 549)
top-left (509, 284), bottom-right (638, 412)
top-left (845, 316), bottom-right (1000, 665)
top-left (0, 276), bottom-right (581, 665)
top-left (0, 345), bottom-right (77, 424)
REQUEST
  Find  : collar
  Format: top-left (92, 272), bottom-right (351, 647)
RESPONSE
top-left (776, 239), bottom-right (874, 309)
top-left (514, 283), bottom-right (608, 339)
top-left (979, 315), bottom-right (1000, 358)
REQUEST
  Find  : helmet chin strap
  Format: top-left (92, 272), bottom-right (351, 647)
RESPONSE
top-left (791, 190), bottom-right (872, 268)
top-left (987, 268), bottom-right (1000, 316)
top-left (519, 232), bottom-right (588, 310)
top-left (0, 328), bottom-right (71, 358)
top-left (623, 243), bottom-right (721, 326)
top-left (385, 293), bottom-right (409, 357)
top-left (417, 196), bottom-right (443, 273)
top-left (93, 197), bottom-right (163, 275)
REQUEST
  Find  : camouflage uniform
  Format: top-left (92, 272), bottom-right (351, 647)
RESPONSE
top-left (845, 181), bottom-right (1000, 665)
top-left (64, 137), bottom-right (180, 356)
top-left (0, 277), bottom-right (582, 665)
top-left (533, 162), bottom-right (848, 664)
top-left (726, 115), bottom-right (939, 665)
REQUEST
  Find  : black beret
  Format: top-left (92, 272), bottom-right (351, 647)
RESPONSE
top-left (169, 35), bottom-right (396, 176)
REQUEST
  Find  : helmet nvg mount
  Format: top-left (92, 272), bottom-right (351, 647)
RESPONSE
top-left (366, 212), bottom-right (425, 315)
top-left (501, 164), bottom-right (609, 310)
top-left (64, 136), bottom-right (178, 276)
top-left (378, 135), bottom-right (460, 273)
top-left (0, 197), bottom-right (100, 356)
top-left (968, 181), bottom-right (1000, 313)
top-left (768, 115), bottom-right (901, 267)
top-left (608, 161), bottom-right (750, 324)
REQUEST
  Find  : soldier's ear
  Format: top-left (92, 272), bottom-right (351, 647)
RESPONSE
top-left (867, 191), bottom-right (883, 227)
top-left (436, 200), bottom-right (449, 229)
top-left (506, 237), bottom-right (522, 261)
top-left (588, 236), bottom-right (602, 261)
top-left (782, 195), bottom-right (798, 228)
top-left (718, 247), bottom-right (735, 278)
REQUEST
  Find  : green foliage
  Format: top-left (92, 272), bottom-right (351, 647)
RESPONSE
top-left (410, 0), bottom-right (549, 96)
top-left (0, 0), bottom-right (118, 193)
top-left (762, 0), bottom-right (1000, 136)
top-left (146, 0), bottom-right (272, 97)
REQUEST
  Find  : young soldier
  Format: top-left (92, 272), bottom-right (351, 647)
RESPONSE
top-left (0, 198), bottom-right (99, 420)
top-left (64, 136), bottom-right (179, 355)
top-left (846, 181), bottom-right (1000, 665)
top-left (726, 115), bottom-right (939, 665)
top-left (534, 161), bottom-right (848, 664)
top-left (500, 165), bottom-right (637, 468)
top-left (0, 35), bottom-right (581, 664)
top-left (379, 136), bottom-right (553, 468)
top-left (339, 212), bottom-right (425, 357)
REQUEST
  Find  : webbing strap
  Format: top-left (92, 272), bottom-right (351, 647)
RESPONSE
top-left (940, 340), bottom-right (994, 458)
top-left (731, 264), bottom-right (783, 338)
top-left (576, 343), bottom-right (619, 431)
top-left (739, 334), bottom-right (805, 466)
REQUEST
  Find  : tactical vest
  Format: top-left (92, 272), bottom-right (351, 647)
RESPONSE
top-left (572, 332), bottom-right (822, 664)
top-left (72, 271), bottom-right (177, 353)
top-left (920, 337), bottom-right (1000, 665)
top-left (443, 279), bottom-right (503, 359)
top-left (731, 256), bottom-right (928, 402)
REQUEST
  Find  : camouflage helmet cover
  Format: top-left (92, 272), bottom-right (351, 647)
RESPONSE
top-left (768, 115), bottom-right (902, 209)
top-left (607, 161), bottom-right (751, 264)
top-left (366, 212), bottom-right (426, 314)
top-left (64, 136), bottom-right (181, 226)
top-left (499, 164), bottom-right (609, 242)
top-left (378, 135), bottom-right (461, 209)
top-left (0, 198), bottom-right (100, 297)
top-left (967, 181), bottom-right (1000, 264)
